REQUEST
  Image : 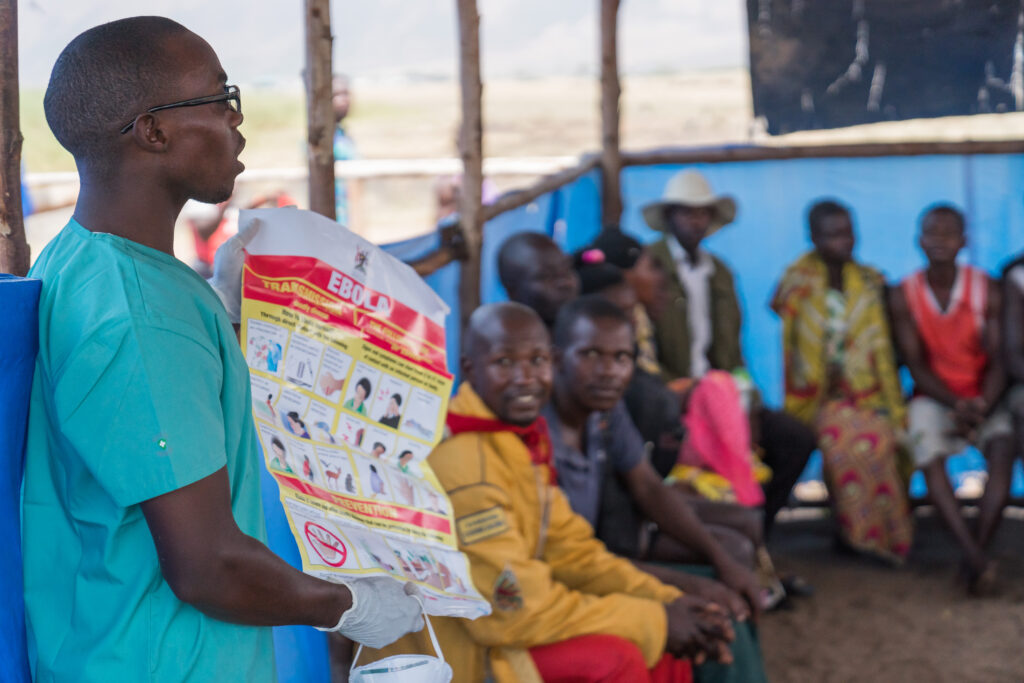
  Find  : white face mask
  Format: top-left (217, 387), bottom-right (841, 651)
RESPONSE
top-left (349, 608), bottom-right (452, 683)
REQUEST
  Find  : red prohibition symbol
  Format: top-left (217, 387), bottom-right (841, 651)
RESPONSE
top-left (304, 521), bottom-right (348, 567)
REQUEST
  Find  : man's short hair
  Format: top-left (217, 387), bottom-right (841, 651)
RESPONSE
top-left (373, 442), bottom-right (386, 451)
top-left (391, 393), bottom-right (402, 406)
top-left (497, 232), bottom-right (557, 292)
top-left (807, 199), bottom-right (850, 236)
top-left (45, 16), bottom-right (190, 170)
top-left (920, 203), bottom-right (966, 233)
top-left (552, 294), bottom-right (631, 350)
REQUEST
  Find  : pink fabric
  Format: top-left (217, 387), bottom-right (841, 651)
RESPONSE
top-left (681, 371), bottom-right (764, 506)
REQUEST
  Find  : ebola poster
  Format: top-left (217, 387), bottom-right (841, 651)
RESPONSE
top-left (239, 208), bottom-right (489, 619)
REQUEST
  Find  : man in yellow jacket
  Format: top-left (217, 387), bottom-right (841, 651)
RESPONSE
top-left (366, 302), bottom-right (733, 682)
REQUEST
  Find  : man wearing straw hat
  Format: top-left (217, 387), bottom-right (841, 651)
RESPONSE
top-left (643, 170), bottom-right (817, 536)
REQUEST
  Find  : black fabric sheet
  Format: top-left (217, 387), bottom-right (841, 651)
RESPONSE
top-left (747, 0), bottom-right (1023, 134)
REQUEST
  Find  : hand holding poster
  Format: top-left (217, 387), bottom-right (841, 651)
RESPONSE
top-left (240, 208), bottom-right (489, 619)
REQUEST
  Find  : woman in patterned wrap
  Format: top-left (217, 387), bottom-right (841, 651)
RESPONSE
top-left (771, 199), bottom-right (912, 563)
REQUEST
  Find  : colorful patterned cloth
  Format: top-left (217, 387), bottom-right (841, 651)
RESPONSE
top-left (772, 251), bottom-right (912, 561)
top-left (817, 401), bottom-right (912, 562)
top-left (771, 251), bottom-right (905, 425)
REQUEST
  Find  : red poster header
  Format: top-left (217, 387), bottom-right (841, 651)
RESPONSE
top-left (243, 254), bottom-right (450, 374)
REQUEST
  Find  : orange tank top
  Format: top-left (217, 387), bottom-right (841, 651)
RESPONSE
top-left (902, 265), bottom-right (988, 398)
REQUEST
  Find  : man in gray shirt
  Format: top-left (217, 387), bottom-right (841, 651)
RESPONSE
top-left (546, 295), bottom-right (769, 683)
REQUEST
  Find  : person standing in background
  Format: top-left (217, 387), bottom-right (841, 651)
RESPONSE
top-left (332, 74), bottom-right (358, 227)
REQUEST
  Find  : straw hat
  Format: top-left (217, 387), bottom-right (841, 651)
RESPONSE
top-left (641, 170), bottom-right (737, 235)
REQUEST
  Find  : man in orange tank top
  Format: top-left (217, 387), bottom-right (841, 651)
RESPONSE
top-left (889, 205), bottom-right (1013, 595)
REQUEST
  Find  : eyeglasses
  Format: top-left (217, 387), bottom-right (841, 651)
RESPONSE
top-left (119, 85), bottom-right (241, 135)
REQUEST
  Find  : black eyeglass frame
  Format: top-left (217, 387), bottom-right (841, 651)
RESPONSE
top-left (119, 85), bottom-right (241, 135)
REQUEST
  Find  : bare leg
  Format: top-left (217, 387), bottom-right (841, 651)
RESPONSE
top-left (923, 459), bottom-right (987, 573)
top-left (976, 434), bottom-right (1015, 549)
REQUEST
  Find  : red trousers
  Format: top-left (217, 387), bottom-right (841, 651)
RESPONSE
top-left (530, 634), bottom-right (693, 683)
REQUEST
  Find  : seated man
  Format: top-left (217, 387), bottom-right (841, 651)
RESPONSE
top-left (575, 250), bottom-right (796, 607)
top-left (369, 303), bottom-right (734, 682)
top-left (890, 204), bottom-right (1013, 593)
top-left (505, 233), bottom-right (767, 577)
top-left (498, 232), bottom-right (580, 329)
top-left (546, 295), bottom-right (768, 683)
top-left (642, 170), bottom-right (817, 536)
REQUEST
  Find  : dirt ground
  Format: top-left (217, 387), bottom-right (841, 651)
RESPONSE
top-left (760, 509), bottom-right (1024, 683)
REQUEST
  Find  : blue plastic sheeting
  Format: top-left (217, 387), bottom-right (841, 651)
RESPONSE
top-left (1, 276), bottom-right (40, 683)
top-left (259, 444), bottom-right (331, 683)
top-left (383, 152), bottom-right (1024, 497)
top-left (616, 155), bottom-right (1024, 497)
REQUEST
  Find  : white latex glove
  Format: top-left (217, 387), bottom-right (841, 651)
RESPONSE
top-left (207, 215), bottom-right (261, 324)
top-left (318, 577), bottom-right (425, 648)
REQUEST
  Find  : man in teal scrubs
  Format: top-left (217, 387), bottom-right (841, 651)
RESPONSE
top-left (23, 17), bottom-right (423, 682)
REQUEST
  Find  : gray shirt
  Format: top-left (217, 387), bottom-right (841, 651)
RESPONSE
top-left (543, 400), bottom-right (646, 527)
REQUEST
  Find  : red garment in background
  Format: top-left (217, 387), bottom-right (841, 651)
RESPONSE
top-left (901, 265), bottom-right (988, 398)
top-left (681, 370), bottom-right (764, 506)
top-left (530, 634), bottom-right (693, 683)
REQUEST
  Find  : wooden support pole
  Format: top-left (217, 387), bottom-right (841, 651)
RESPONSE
top-left (457, 0), bottom-right (484, 329)
top-left (304, 0), bottom-right (336, 220)
top-left (0, 0), bottom-right (29, 276)
top-left (599, 0), bottom-right (622, 229)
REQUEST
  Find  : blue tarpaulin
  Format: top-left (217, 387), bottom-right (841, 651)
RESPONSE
top-left (382, 151), bottom-right (1024, 497)
top-left (261, 455), bottom-right (331, 683)
top-left (1, 276), bottom-right (40, 683)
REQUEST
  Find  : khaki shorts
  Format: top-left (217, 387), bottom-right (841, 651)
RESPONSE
top-left (907, 395), bottom-right (1012, 468)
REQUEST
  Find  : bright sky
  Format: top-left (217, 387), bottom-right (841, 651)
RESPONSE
top-left (18, 0), bottom-right (749, 87)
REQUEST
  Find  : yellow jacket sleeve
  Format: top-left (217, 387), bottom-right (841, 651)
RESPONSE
top-left (543, 484), bottom-right (683, 604)
top-left (449, 480), bottom-right (672, 667)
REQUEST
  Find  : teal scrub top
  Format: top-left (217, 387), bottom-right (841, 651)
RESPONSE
top-left (22, 219), bottom-right (275, 682)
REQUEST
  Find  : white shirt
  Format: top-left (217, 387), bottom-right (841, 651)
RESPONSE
top-left (666, 236), bottom-right (713, 377)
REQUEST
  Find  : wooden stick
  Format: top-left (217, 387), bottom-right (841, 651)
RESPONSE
top-left (304, 0), bottom-right (336, 220)
top-left (0, 0), bottom-right (29, 276)
top-left (482, 155), bottom-right (601, 222)
top-left (456, 0), bottom-right (484, 329)
top-left (599, 0), bottom-right (622, 228)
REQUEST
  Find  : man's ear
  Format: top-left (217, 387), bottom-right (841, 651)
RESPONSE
top-left (459, 355), bottom-right (473, 380)
top-left (131, 113), bottom-right (169, 152)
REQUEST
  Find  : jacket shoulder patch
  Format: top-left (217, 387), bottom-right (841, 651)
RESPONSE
top-left (456, 506), bottom-right (509, 546)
